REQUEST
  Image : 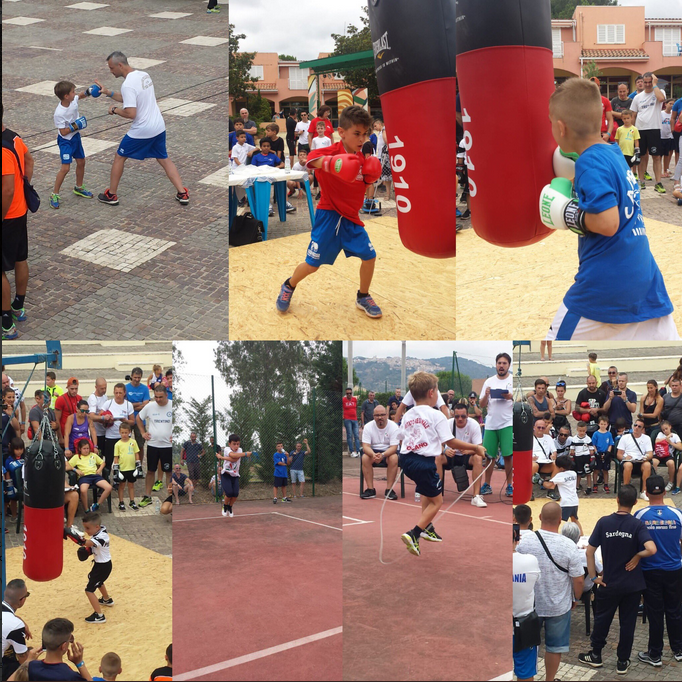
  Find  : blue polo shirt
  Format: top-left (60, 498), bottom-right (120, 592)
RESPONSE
top-left (251, 152), bottom-right (282, 168)
top-left (125, 382), bottom-right (149, 418)
top-left (634, 505), bottom-right (682, 571)
top-left (273, 451), bottom-right (288, 477)
top-left (228, 130), bottom-right (255, 149)
top-left (183, 441), bottom-right (203, 463)
top-left (564, 143), bottom-right (673, 324)
top-left (290, 448), bottom-right (305, 470)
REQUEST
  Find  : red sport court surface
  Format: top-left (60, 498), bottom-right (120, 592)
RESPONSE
top-left (173, 496), bottom-right (342, 681)
top-left (343, 469), bottom-right (512, 681)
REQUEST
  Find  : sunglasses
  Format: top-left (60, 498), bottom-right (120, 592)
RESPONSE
top-left (21, 592), bottom-right (30, 600)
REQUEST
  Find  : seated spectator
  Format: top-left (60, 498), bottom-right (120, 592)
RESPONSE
top-left (147, 365), bottom-right (164, 390)
top-left (360, 405), bottom-right (400, 500)
top-left (561, 522), bottom-right (604, 594)
top-left (553, 381), bottom-right (571, 432)
top-left (616, 418), bottom-right (654, 499)
top-left (652, 420), bottom-right (681, 492)
top-left (553, 425), bottom-right (572, 458)
top-left (160, 485), bottom-right (173, 516)
top-left (65, 439), bottom-right (112, 512)
top-left (528, 378), bottom-right (555, 421)
top-left (150, 644), bottom-right (172, 681)
top-left (28, 618), bottom-right (91, 681)
top-left (531, 418), bottom-right (557, 480)
top-left (92, 652), bottom-right (121, 681)
top-left (172, 464), bottom-right (194, 504)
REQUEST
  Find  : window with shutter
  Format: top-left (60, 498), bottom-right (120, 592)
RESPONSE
top-left (655, 27), bottom-right (682, 57)
top-left (597, 24), bottom-right (625, 44)
top-left (552, 28), bottom-right (564, 58)
top-left (289, 67), bottom-right (310, 90)
top-left (249, 65), bottom-right (264, 81)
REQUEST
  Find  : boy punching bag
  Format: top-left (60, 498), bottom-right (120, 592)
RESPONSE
top-left (513, 400), bottom-right (534, 505)
top-left (367, 0), bottom-right (456, 258)
top-left (456, 0), bottom-right (556, 247)
top-left (23, 432), bottom-right (65, 581)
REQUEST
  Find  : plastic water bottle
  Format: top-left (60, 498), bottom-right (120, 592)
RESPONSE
top-left (285, 157), bottom-right (291, 171)
top-left (153, 497), bottom-right (161, 514)
top-left (414, 492), bottom-right (421, 502)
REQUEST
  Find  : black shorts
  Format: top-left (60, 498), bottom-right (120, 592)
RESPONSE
top-left (1, 213), bottom-right (28, 272)
top-left (653, 454), bottom-right (673, 466)
top-left (298, 143), bottom-right (310, 153)
top-left (222, 473), bottom-right (239, 497)
top-left (442, 454), bottom-right (473, 471)
top-left (164, 495), bottom-right (173, 504)
top-left (623, 154), bottom-right (636, 168)
top-left (273, 475), bottom-right (288, 488)
top-left (399, 452), bottom-right (442, 498)
top-left (561, 506), bottom-right (579, 521)
top-left (119, 469), bottom-right (136, 483)
top-left (286, 138), bottom-right (296, 156)
top-left (147, 446), bottom-right (172, 473)
top-left (639, 128), bottom-right (663, 157)
top-left (85, 560), bottom-right (112, 593)
top-left (575, 455), bottom-right (593, 475)
top-left (594, 453), bottom-right (611, 471)
top-left (369, 451), bottom-right (395, 468)
top-left (660, 138), bottom-right (675, 155)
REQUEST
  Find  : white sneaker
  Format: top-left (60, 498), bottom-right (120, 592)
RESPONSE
top-left (229, 510), bottom-right (234, 518)
top-left (471, 495), bottom-right (488, 508)
top-left (666, 482), bottom-right (674, 492)
top-left (639, 492), bottom-right (649, 501)
top-left (221, 508), bottom-right (228, 517)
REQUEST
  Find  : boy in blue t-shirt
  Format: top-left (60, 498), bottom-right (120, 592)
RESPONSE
top-left (272, 441), bottom-right (292, 504)
top-left (591, 415), bottom-right (615, 493)
top-left (228, 119), bottom-right (254, 151)
top-left (250, 138), bottom-right (284, 169)
top-left (540, 78), bottom-right (678, 341)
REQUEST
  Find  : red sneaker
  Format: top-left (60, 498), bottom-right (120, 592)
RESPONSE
top-left (97, 189), bottom-right (119, 205)
top-left (175, 187), bottom-right (190, 204)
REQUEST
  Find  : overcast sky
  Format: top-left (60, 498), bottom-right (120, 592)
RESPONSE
top-left (618, 0), bottom-right (682, 18)
top-left (230, 0), bottom-right (368, 61)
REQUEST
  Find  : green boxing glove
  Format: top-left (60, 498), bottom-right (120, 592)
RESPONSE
top-left (539, 177), bottom-right (587, 236)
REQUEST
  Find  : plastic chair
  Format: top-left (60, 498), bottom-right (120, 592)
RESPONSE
top-left (359, 454), bottom-right (405, 498)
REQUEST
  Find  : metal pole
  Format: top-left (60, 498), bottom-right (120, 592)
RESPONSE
top-left (347, 341), bottom-right (353, 389)
top-left (452, 352), bottom-right (456, 391)
top-left (401, 341), bottom-right (406, 393)
top-left (211, 376), bottom-right (219, 503)
top-left (454, 352), bottom-right (464, 398)
top-left (312, 387), bottom-right (317, 497)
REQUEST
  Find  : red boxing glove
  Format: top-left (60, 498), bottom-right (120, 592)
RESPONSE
top-left (320, 154), bottom-right (361, 183)
top-left (362, 155), bottom-right (381, 185)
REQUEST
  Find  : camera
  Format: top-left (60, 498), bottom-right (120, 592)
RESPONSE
top-left (613, 389), bottom-right (622, 396)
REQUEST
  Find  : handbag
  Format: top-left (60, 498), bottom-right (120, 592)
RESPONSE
top-left (2, 130), bottom-right (40, 213)
top-left (513, 610), bottom-right (541, 652)
top-left (229, 212), bottom-right (264, 246)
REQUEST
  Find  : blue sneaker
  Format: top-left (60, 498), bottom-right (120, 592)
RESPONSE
top-left (356, 293), bottom-right (382, 318)
top-left (276, 281), bottom-right (295, 312)
top-left (89, 503), bottom-right (100, 512)
top-left (2, 324), bottom-right (19, 340)
top-left (73, 185), bottom-right (93, 198)
top-left (480, 483), bottom-right (492, 496)
top-left (50, 193), bottom-right (60, 209)
top-left (505, 484), bottom-right (514, 497)
top-left (456, 208), bottom-right (462, 218)
top-left (11, 307), bottom-right (27, 322)
top-left (672, 488), bottom-right (681, 495)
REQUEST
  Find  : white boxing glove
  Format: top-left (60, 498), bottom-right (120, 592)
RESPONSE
top-left (539, 178), bottom-right (587, 236)
top-left (553, 146), bottom-right (579, 181)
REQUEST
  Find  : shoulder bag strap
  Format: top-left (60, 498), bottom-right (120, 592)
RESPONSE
top-left (534, 531), bottom-right (569, 573)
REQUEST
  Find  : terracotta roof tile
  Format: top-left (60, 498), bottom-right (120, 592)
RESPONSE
top-left (581, 48), bottom-right (649, 59)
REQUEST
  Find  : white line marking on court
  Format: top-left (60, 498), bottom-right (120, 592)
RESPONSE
top-left (489, 671), bottom-right (513, 681)
top-left (272, 512), bottom-right (342, 531)
top-left (342, 491), bottom-right (511, 525)
top-left (173, 512), bottom-right (273, 523)
top-left (27, 46), bottom-right (63, 51)
top-left (174, 626), bottom-right (343, 680)
top-left (342, 516), bottom-right (374, 527)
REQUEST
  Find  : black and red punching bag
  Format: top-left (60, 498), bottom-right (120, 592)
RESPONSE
top-left (368, 0), bottom-right (456, 258)
top-left (513, 401), bottom-right (534, 505)
top-left (456, 0), bottom-right (556, 247)
top-left (23, 437), bottom-right (65, 581)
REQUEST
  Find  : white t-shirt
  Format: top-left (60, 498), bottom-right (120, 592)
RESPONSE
top-left (631, 89), bottom-right (666, 130)
top-left (513, 552), bottom-right (541, 618)
top-left (375, 128), bottom-right (386, 159)
top-left (361, 419), bottom-right (400, 453)
top-left (231, 142), bottom-right (255, 165)
top-left (569, 434), bottom-right (593, 458)
top-left (532, 434), bottom-right (556, 464)
top-left (551, 470), bottom-right (579, 507)
top-left (54, 95), bottom-right (80, 141)
top-left (661, 110), bottom-right (673, 139)
top-left (90, 526), bottom-right (112, 563)
top-left (402, 390), bottom-right (446, 409)
top-left (222, 447), bottom-right (242, 477)
top-left (481, 374), bottom-right (513, 430)
top-left (446, 416), bottom-right (482, 453)
top-left (398, 405), bottom-right (452, 458)
top-left (654, 431), bottom-right (681, 459)
top-left (292, 161), bottom-right (306, 172)
top-left (121, 70), bottom-right (166, 139)
top-left (102, 398), bottom-right (135, 440)
top-left (295, 121), bottom-right (309, 145)
top-left (87, 392), bottom-right (110, 437)
top-left (138, 399), bottom-right (172, 448)
top-left (311, 135), bottom-right (332, 151)
top-left (618, 432), bottom-right (652, 461)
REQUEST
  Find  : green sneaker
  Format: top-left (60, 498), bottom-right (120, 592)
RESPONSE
top-left (644, 171), bottom-right (652, 181)
top-left (640, 180), bottom-right (646, 190)
top-left (73, 186), bottom-right (94, 198)
top-left (207, 6), bottom-right (221, 11)
top-left (152, 480), bottom-right (163, 492)
top-left (50, 193), bottom-right (60, 209)
top-left (2, 324), bottom-right (19, 340)
top-left (654, 183), bottom-right (666, 194)
top-left (138, 496), bottom-right (153, 508)
top-left (11, 307), bottom-right (27, 322)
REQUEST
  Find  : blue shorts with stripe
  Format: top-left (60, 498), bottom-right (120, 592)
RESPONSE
top-left (399, 452), bottom-right (442, 498)
top-left (304, 209), bottom-right (376, 267)
top-left (117, 131), bottom-right (168, 160)
top-left (57, 133), bottom-right (85, 164)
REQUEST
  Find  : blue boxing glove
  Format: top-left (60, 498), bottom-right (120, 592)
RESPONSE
top-left (68, 116), bottom-right (87, 133)
top-left (86, 84), bottom-right (101, 98)
top-left (539, 177), bottom-right (588, 236)
top-left (3, 479), bottom-right (16, 497)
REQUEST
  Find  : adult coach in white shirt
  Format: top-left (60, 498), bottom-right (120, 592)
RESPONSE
top-left (532, 418), bottom-right (557, 478)
top-left (480, 352), bottom-right (514, 497)
top-left (96, 51), bottom-right (189, 206)
top-left (360, 405), bottom-right (401, 500)
top-left (616, 417), bottom-right (654, 499)
top-left (442, 403), bottom-right (486, 507)
top-left (87, 377), bottom-right (109, 456)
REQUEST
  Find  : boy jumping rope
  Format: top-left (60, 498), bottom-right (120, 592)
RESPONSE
top-left (398, 371), bottom-right (487, 556)
top-left (540, 77), bottom-right (678, 340)
top-left (276, 105), bottom-right (383, 318)
top-left (217, 434), bottom-right (252, 517)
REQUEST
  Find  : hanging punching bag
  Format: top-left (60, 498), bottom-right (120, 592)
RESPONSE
top-left (456, 0), bottom-right (556, 247)
top-left (23, 436), bottom-right (65, 581)
top-left (513, 401), bottom-right (534, 505)
top-left (367, 0), bottom-right (456, 258)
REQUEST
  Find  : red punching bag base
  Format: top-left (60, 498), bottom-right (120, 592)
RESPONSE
top-left (23, 505), bottom-right (64, 582)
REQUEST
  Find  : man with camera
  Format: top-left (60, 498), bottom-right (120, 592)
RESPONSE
top-left (604, 373), bottom-right (637, 436)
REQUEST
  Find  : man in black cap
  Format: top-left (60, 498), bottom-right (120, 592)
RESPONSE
top-left (467, 391), bottom-right (482, 424)
top-left (634, 475), bottom-right (682, 667)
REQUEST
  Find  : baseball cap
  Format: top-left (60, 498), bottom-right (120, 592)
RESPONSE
top-left (67, 377), bottom-right (79, 387)
top-left (469, 392), bottom-right (477, 398)
top-left (645, 475), bottom-right (665, 495)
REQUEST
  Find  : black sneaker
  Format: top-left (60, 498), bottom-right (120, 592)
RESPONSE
top-left (637, 651), bottom-right (661, 667)
top-left (85, 612), bottom-right (106, 623)
top-left (578, 651), bottom-right (603, 667)
top-left (674, 651), bottom-right (682, 662)
top-left (460, 209), bottom-right (471, 219)
top-left (118, 502), bottom-right (125, 511)
top-left (129, 501), bottom-right (139, 511)
top-left (384, 489), bottom-right (398, 501)
top-left (360, 488), bottom-right (376, 499)
top-left (282, 497), bottom-right (292, 503)
top-left (401, 530), bottom-right (420, 556)
top-left (420, 524), bottom-right (443, 542)
top-left (97, 189), bottom-right (119, 205)
top-left (98, 597), bottom-right (114, 607)
top-left (175, 187), bottom-right (190, 204)
top-left (273, 497), bottom-right (277, 504)
top-left (616, 659), bottom-right (630, 675)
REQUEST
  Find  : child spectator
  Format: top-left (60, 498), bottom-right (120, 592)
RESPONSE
top-left (287, 149), bottom-right (313, 198)
top-left (113, 422), bottom-right (139, 511)
top-left (661, 99), bottom-right (675, 177)
top-left (272, 441), bottom-right (291, 504)
top-left (81, 510), bottom-right (113, 623)
top-left (44, 371), bottom-right (65, 402)
top-left (4, 437), bottom-right (24, 519)
top-left (51, 81), bottom-right (94, 209)
top-left (230, 131), bottom-right (256, 167)
top-left (276, 106), bottom-right (383, 318)
top-left (147, 365), bottom-right (164, 391)
top-left (614, 109), bottom-right (641, 171)
top-left (310, 121), bottom-right (332, 200)
top-left (228, 119), bottom-right (254, 151)
top-left (544, 454), bottom-right (583, 534)
top-left (591, 415), bottom-right (615, 493)
top-left (66, 439), bottom-right (112, 512)
top-left (570, 421), bottom-right (596, 494)
top-left (149, 644), bottom-right (172, 681)
top-left (264, 123), bottom-right (285, 162)
top-left (249, 138), bottom-right (291, 217)
top-left (397, 371), bottom-right (487, 556)
top-left (541, 78), bottom-right (677, 340)
top-left (171, 464), bottom-right (193, 504)
top-left (92, 652), bottom-right (121, 681)
top-left (27, 618), bottom-right (91, 681)
top-left (587, 352), bottom-right (601, 385)
top-left (361, 141), bottom-right (379, 214)
top-left (217, 434), bottom-right (252, 516)
top-left (653, 420), bottom-right (681, 492)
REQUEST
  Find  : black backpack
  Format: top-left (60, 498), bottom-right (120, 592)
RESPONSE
top-left (229, 213), bottom-right (264, 246)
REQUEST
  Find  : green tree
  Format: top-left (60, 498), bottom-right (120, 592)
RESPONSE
top-left (582, 60), bottom-right (603, 81)
top-left (551, 0), bottom-right (617, 20)
top-left (279, 54), bottom-right (297, 62)
top-left (182, 396), bottom-right (213, 485)
top-left (229, 23), bottom-right (256, 100)
top-left (171, 344), bottom-right (186, 460)
top-left (330, 6), bottom-right (378, 101)
top-left (246, 90), bottom-right (274, 126)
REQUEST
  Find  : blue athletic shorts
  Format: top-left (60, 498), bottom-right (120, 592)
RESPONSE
top-left (78, 474), bottom-right (104, 487)
top-left (57, 133), bottom-right (85, 164)
top-left (399, 452), bottom-right (442, 498)
top-left (513, 643), bottom-right (538, 679)
top-left (304, 209), bottom-right (376, 267)
top-left (117, 131), bottom-right (168, 160)
top-left (221, 473), bottom-right (239, 498)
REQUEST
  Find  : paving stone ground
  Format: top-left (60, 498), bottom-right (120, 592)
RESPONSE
top-left (2, 0), bottom-right (228, 340)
